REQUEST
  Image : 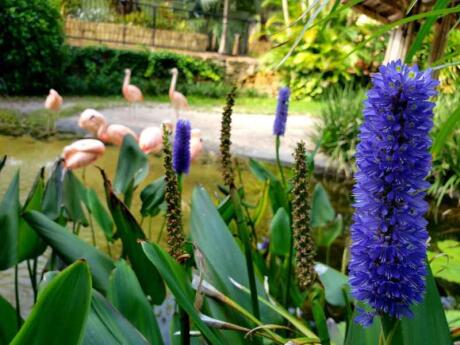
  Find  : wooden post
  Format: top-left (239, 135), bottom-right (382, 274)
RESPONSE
top-left (232, 33), bottom-right (240, 56)
top-left (218, 0), bottom-right (230, 54)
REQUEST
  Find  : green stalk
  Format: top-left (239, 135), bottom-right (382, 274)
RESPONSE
top-left (26, 260), bottom-right (38, 304)
top-left (275, 135), bottom-right (286, 188)
top-left (156, 216), bottom-right (166, 243)
top-left (14, 264), bottom-right (21, 330)
top-left (88, 214), bottom-right (97, 247)
top-left (230, 188), bottom-right (260, 319)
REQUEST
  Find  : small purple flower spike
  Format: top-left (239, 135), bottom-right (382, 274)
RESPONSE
top-left (273, 87), bottom-right (290, 136)
top-left (173, 119), bottom-right (191, 174)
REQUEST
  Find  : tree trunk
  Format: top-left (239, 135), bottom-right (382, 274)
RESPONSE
top-left (218, 0), bottom-right (230, 55)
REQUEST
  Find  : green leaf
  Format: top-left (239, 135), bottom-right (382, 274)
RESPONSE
top-left (10, 260), bottom-right (92, 345)
top-left (0, 294), bottom-right (21, 345)
top-left (140, 177), bottom-right (165, 217)
top-left (217, 195), bottom-right (234, 224)
top-left (114, 135), bottom-right (148, 195)
top-left (190, 186), bottom-right (279, 324)
top-left (23, 211), bottom-right (115, 294)
top-left (315, 263), bottom-right (349, 307)
top-left (63, 170), bottom-right (88, 226)
top-left (0, 156), bottom-right (6, 173)
top-left (108, 260), bottom-right (164, 345)
top-left (18, 168), bottom-right (47, 261)
top-left (83, 290), bottom-right (150, 345)
top-left (311, 296), bottom-right (331, 345)
top-left (406, 0), bottom-right (452, 62)
top-left (0, 171), bottom-right (19, 270)
top-left (432, 105), bottom-right (460, 157)
top-left (102, 170), bottom-right (166, 304)
top-left (311, 183), bottom-right (335, 228)
top-left (41, 161), bottom-right (63, 220)
top-left (269, 207), bottom-right (291, 256)
top-left (429, 240), bottom-right (460, 283)
top-left (316, 215), bottom-right (343, 248)
top-left (86, 188), bottom-right (114, 242)
top-left (141, 242), bottom-right (226, 345)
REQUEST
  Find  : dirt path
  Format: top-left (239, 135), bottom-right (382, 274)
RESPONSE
top-left (57, 103), bottom-right (328, 166)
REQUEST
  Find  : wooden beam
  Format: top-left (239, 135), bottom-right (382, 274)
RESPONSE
top-left (353, 4), bottom-right (391, 23)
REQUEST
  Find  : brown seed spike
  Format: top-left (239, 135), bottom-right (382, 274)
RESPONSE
top-left (291, 141), bottom-right (317, 290)
top-left (220, 87), bottom-right (237, 189)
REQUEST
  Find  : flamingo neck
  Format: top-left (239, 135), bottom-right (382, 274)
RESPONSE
top-left (97, 122), bottom-right (108, 141)
top-left (123, 73), bottom-right (130, 88)
top-left (169, 73), bottom-right (177, 98)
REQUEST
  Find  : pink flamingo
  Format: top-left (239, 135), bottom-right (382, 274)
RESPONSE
top-left (98, 122), bottom-right (138, 147)
top-left (122, 69), bottom-right (143, 103)
top-left (62, 139), bottom-right (105, 170)
top-left (190, 128), bottom-right (203, 161)
top-left (78, 108), bottom-right (137, 146)
top-left (44, 89), bottom-right (63, 132)
top-left (79, 108), bottom-right (106, 135)
top-left (139, 120), bottom-right (173, 154)
top-left (169, 68), bottom-right (189, 121)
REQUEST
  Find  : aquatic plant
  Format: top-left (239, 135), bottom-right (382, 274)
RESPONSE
top-left (292, 141), bottom-right (316, 290)
top-left (173, 119), bottom-right (192, 175)
top-left (349, 61), bottom-right (439, 326)
top-left (273, 87), bottom-right (290, 137)
top-left (220, 87), bottom-right (236, 189)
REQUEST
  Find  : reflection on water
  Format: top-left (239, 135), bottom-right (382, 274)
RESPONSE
top-left (0, 135), bottom-right (266, 247)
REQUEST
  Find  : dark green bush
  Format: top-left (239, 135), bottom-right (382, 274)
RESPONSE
top-left (0, 0), bottom-right (65, 95)
top-left (61, 46), bottom-right (224, 97)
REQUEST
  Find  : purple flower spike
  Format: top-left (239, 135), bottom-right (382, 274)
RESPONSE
top-left (349, 60), bottom-right (438, 326)
top-left (173, 119), bottom-right (191, 174)
top-left (273, 87), bottom-right (290, 136)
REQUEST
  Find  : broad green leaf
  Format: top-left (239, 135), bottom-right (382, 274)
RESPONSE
top-left (140, 177), bottom-right (165, 217)
top-left (141, 242), bottom-right (226, 345)
top-left (18, 168), bottom-right (47, 261)
top-left (315, 263), bottom-right (349, 307)
top-left (23, 211), bottom-right (114, 294)
top-left (432, 105), bottom-right (460, 157)
top-left (311, 183), bottom-right (335, 228)
top-left (0, 172), bottom-right (19, 270)
top-left (0, 294), bottom-right (21, 345)
top-left (429, 240), bottom-right (460, 283)
top-left (190, 186), bottom-right (279, 324)
top-left (83, 290), bottom-right (150, 345)
top-left (114, 135), bottom-right (148, 195)
top-left (311, 296), bottom-right (331, 345)
top-left (406, 0), bottom-right (452, 62)
top-left (269, 207), bottom-right (291, 256)
top-left (316, 215), bottom-right (343, 248)
top-left (10, 260), bottom-right (92, 345)
top-left (102, 170), bottom-right (165, 304)
top-left (252, 181), bottom-right (270, 227)
top-left (63, 170), bottom-right (88, 226)
top-left (86, 188), bottom-right (113, 242)
top-left (108, 260), bottom-right (164, 345)
top-left (41, 161), bottom-right (64, 220)
top-left (248, 159), bottom-right (288, 213)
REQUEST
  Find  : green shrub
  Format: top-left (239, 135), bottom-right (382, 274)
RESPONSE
top-left (61, 46), bottom-right (224, 97)
top-left (0, 0), bottom-right (65, 95)
top-left (315, 84), bottom-right (365, 175)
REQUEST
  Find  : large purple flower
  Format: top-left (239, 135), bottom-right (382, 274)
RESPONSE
top-left (273, 87), bottom-right (290, 136)
top-left (173, 119), bottom-right (191, 174)
top-left (349, 61), bottom-right (438, 326)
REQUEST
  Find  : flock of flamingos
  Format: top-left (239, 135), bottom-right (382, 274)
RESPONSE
top-left (44, 67), bottom-right (203, 170)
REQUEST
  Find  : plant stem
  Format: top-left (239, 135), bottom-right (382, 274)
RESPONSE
top-left (148, 216), bottom-right (153, 240)
top-left (88, 214), bottom-right (97, 247)
top-left (276, 135), bottom-right (286, 188)
top-left (230, 188), bottom-right (260, 319)
top-left (26, 259), bottom-right (38, 304)
top-left (14, 264), bottom-right (21, 330)
top-left (156, 216), bottom-right (166, 243)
